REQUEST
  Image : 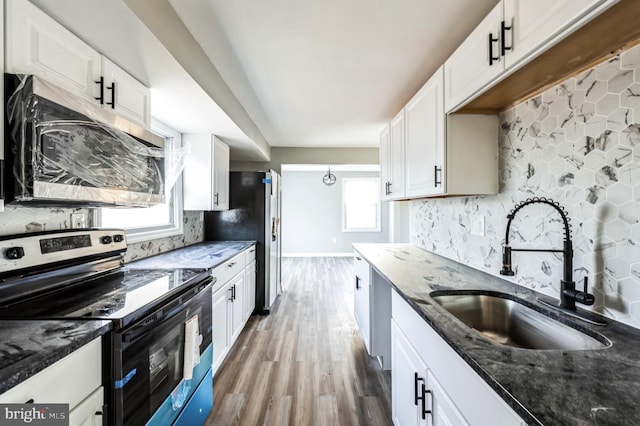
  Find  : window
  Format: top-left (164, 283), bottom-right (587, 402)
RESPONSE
top-left (95, 120), bottom-right (184, 243)
top-left (342, 177), bottom-right (381, 232)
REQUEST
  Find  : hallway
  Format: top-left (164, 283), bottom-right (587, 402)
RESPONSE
top-left (206, 257), bottom-right (392, 425)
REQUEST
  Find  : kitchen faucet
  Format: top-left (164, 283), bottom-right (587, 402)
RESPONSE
top-left (500, 197), bottom-right (603, 323)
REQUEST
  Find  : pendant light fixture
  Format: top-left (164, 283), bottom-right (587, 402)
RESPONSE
top-left (322, 165), bottom-right (336, 186)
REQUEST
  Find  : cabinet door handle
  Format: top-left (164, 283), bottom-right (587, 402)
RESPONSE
top-left (387, 182), bottom-right (392, 195)
top-left (229, 287), bottom-right (234, 302)
top-left (106, 81), bottom-right (116, 108)
top-left (25, 399), bottom-right (34, 404)
top-left (232, 284), bottom-right (236, 300)
top-left (420, 383), bottom-right (433, 420)
top-left (355, 256), bottom-right (362, 261)
top-left (414, 372), bottom-right (423, 406)
top-left (355, 276), bottom-right (360, 290)
top-left (95, 77), bottom-right (104, 104)
top-left (501, 20), bottom-right (513, 56)
top-left (228, 262), bottom-right (235, 268)
top-left (434, 165), bottom-right (442, 187)
top-left (488, 32), bottom-right (500, 65)
top-left (214, 193), bottom-right (219, 206)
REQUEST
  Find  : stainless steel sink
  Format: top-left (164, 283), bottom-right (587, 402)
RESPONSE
top-left (430, 291), bottom-right (610, 350)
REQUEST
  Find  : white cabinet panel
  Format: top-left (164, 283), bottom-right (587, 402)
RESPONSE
top-left (380, 125), bottom-right (392, 201)
top-left (428, 370), bottom-right (469, 426)
top-left (101, 58), bottom-right (150, 126)
top-left (213, 137), bottom-right (230, 210)
top-left (68, 387), bottom-right (104, 426)
top-left (230, 272), bottom-right (245, 343)
top-left (388, 111), bottom-right (406, 200)
top-left (504, 0), bottom-right (608, 68)
top-left (405, 66), bottom-right (445, 197)
top-left (444, 3), bottom-right (504, 113)
top-left (183, 134), bottom-right (230, 211)
top-left (212, 282), bottom-right (231, 374)
top-left (391, 320), bottom-right (429, 426)
top-left (5, 0), bottom-right (102, 102)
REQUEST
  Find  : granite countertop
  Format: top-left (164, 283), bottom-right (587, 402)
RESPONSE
top-left (0, 320), bottom-right (111, 394)
top-left (353, 243), bottom-right (640, 426)
top-left (126, 241), bottom-right (255, 270)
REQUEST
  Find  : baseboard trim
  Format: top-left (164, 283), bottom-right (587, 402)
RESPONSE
top-left (282, 252), bottom-right (353, 258)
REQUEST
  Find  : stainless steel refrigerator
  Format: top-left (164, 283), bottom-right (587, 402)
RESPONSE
top-left (204, 170), bottom-right (282, 314)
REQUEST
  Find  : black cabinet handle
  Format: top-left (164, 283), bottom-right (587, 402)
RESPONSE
top-left (355, 276), bottom-right (360, 290)
top-left (420, 383), bottom-right (432, 420)
top-left (434, 165), bottom-right (442, 187)
top-left (414, 372), bottom-right (423, 406)
top-left (106, 81), bottom-right (116, 108)
top-left (214, 193), bottom-right (219, 206)
top-left (228, 287), bottom-right (234, 302)
top-left (501, 20), bottom-right (513, 56)
top-left (387, 182), bottom-right (392, 195)
top-left (488, 32), bottom-right (500, 65)
top-left (95, 77), bottom-right (104, 104)
top-left (232, 284), bottom-right (236, 300)
top-left (25, 399), bottom-right (34, 404)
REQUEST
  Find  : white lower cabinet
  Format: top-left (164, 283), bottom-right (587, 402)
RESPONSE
top-left (391, 289), bottom-right (523, 425)
top-left (68, 387), bottom-right (105, 426)
top-left (391, 320), bottom-right (429, 426)
top-left (211, 247), bottom-right (257, 375)
top-left (0, 337), bottom-right (103, 426)
top-left (353, 252), bottom-right (372, 353)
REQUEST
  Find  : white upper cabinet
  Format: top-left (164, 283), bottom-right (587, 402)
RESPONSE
top-left (388, 110), bottom-right (406, 200)
top-left (444, 3), bottom-right (504, 113)
top-left (379, 125), bottom-right (392, 201)
top-left (503, 0), bottom-right (608, 68)
top-left (5, 0), bottom-right (102, 99)
top-left (183, 134), bottom-right (230, 211)
top-left (405, 66), bottom-right (445, 198)
top-left (381, 66), bottom-right (498, 200)
top-left (212, 137), bottom-right (230, 210)
top-left (101, 58), bottom-right (151, 127)
top-left (5, 0), bottom-right (151, 127)
top-left (445, 0), bottom-right (613, 112)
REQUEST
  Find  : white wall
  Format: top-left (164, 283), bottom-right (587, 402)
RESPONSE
top-left (282, 170), bottom-right (389, 256)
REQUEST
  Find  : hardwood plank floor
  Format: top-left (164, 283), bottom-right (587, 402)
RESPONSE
top-left (206, 257), bottom-right (392, 426)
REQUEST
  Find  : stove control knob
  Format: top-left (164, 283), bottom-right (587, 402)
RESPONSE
top-left (101, 236), bottom-right (113, 245)
top-left (113, 234), bottom-right (124, 243)
top-left (5, 247), bottom-right (25, 260)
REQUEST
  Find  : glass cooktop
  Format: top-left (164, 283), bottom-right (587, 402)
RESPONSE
top-left (0, 267), bottom-right (210, 328)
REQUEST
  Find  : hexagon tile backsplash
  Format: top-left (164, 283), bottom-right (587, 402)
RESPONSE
top-left (411, 43), bottom-right (640, 328)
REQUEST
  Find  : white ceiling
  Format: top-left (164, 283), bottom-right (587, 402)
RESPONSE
top-left (169, 0), bottom-right (499, 149)
top-left (30, 0), bottom-right (499, 160)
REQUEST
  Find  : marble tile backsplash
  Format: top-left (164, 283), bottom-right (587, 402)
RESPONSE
top-left (0, 206), bottom-right (204, 262)
top-left (410, 44), bottom-right (640, 328)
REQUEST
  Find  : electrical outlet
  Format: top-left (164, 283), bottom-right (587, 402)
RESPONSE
top-left (71, 213), bottom-right (87, 229)
top-left (471, 215), bottom-right (485, 237)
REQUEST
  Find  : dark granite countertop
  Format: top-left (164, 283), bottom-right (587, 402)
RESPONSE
top-left (126, 241), bottom-right (255, 270)
top-left (0, 320), bottom-right (111, 394)
top-left (353, 243), bottom-right (640, 426)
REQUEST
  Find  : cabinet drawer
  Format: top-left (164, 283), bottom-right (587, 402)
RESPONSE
top-left (212, 252), bottom-right (245, 290)
top-left (0, 338), bottom-right (101, 410)
top-left (244, 245), bottom-right (256, 265)
top-left (353, 252), bottom-right (370, 284)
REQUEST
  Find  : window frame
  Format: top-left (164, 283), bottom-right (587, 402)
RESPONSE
top-left (94, 119), bottom-right (184, 244)
top-left (341, 177), bottom-right (381, 233)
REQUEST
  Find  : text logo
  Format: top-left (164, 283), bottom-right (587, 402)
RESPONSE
top-left (0, 404), bottom-right (69, 425)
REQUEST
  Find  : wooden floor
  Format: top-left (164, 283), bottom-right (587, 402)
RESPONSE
top-left (206, 257), bottom-right (392, 426)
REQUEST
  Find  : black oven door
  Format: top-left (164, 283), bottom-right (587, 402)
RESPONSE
top-left (112, 280), bottom-right (212, 426)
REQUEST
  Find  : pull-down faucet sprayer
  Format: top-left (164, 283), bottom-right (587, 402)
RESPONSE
top-left (500, 198), bottom-right (597, 313)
